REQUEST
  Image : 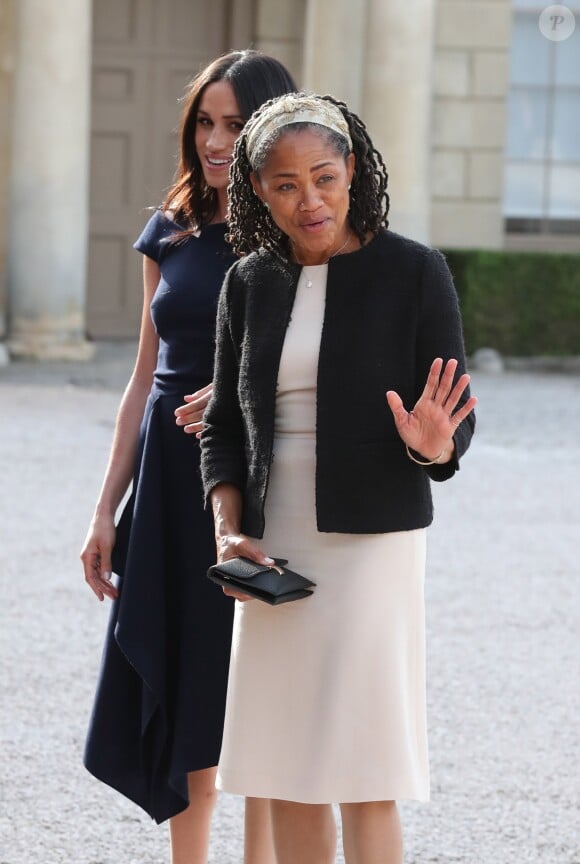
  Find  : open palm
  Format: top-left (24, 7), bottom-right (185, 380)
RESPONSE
top-left (386, 358), bottom-right (477, 461)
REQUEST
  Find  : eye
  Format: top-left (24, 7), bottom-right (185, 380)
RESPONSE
top-left (318, 174), bottom-right (335, 184)
top-left (197, 116), bottom-right (212, 127)
top-left (230, 122), bottom-right (244, 132)
top-left (277, 182), bottom-right (297, 192)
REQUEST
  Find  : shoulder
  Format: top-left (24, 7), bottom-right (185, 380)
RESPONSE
top-left (369, 228), bottom-right (438, 265)
top-left (230, 248), bottom-right (294, 283)
top-left (223, 249), bottom-right (296, 304)
top-left (133, 208), bottom-right (185, 261)
top-left (361, 229), bottom-right (450, 284)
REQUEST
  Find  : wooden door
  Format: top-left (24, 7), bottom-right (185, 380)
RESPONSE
top-left (87, 0), bottom-right (228, 338)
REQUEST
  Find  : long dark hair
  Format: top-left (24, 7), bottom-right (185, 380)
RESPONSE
top-left (162, 50), bottom-right (297, 231)
top-left (227, 93), bottom-right (390, 257)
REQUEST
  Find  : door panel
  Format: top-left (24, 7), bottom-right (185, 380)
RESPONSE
top-left (87, 0), bottom-right (227, 338)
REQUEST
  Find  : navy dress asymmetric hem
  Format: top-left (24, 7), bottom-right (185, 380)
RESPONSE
top-left (83, 211), bottom-right (235, 823)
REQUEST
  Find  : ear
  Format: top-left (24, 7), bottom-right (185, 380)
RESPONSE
top-left (345, 152), bottom-right (355, 187)
top-left (250, 172), bottom-right (265, 203)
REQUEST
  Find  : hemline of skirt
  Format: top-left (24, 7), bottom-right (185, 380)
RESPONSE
top-left (216, 769), bottom-right (430, 805)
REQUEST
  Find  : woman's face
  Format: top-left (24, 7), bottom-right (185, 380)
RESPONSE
top-left (195, 81), bottom-right (244, 191)
top-left (251, 129), bottom-right (355, 265)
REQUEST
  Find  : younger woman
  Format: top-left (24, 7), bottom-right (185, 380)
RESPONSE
top-left (81, 51), bottom-right (296, 864)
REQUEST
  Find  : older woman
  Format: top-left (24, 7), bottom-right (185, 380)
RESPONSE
top-left (200, 93), bottom-right (476, 864)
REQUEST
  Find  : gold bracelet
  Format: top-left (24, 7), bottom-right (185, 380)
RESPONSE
top-left (405, 443), bottom-right (445, 466)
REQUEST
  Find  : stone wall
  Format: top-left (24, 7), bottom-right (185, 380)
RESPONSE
top-left (431, 0), bottom-right (512, 248)
top-left (0, 0), bottom-right (16, 349)
top-left (254, 0), bottom-right (306, 85)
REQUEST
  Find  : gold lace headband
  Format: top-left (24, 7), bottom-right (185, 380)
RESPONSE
top-left (246, 94), bottom-right (352, 167)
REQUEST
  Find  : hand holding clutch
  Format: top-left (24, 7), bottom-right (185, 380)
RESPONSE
top-left (207, 556), bottom-right (316, 605)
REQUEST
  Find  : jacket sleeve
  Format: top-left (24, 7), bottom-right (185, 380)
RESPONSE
top-left (200, 264), bottom-right (247, 504)
top-left (415, 248), bottom-right (475, 482)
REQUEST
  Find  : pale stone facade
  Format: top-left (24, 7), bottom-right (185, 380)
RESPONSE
top-left (256, 0), bottom-right (306, 82)
top-left (6, 0), bottom-right (93, 359)
top-left (0, 0), bottom-right (567, 354)
top-left (0, 0), bottom-right (15, 362)
top-left (431, 0), bottom-right (512, 247)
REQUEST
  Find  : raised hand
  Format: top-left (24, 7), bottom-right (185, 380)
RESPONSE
top-left (174, 382), bottom-right (213, 435)
top-left (386, 358), bottom-right (477, 463)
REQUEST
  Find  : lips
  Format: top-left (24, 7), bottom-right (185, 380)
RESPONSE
top-left (300, 218), bottom-right (330, 232)
top-left (205, 155), bottom-right (232, 168)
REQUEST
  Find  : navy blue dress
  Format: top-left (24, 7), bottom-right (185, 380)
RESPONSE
top-left (84, 211), bottom-right (235, 823)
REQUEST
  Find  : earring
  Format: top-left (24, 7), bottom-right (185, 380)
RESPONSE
top-left (347, 184), bottom-right (351, 191)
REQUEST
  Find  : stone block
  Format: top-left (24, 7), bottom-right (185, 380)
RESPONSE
top-left (436, 1), bottom-right (512, 49)
top-left (434, 50), bottom-right (471, 96)
top-left (433, 99), bottom-right (507, 148)
top-left (0, 0), bottom-right (16, 330)
top-left (256, 0), bottom-right (306, 40)
top-left (468, 151), bottom-right (505, 198)
top-left (432, 150), bottom-right (466, 198)
top-left (473, 50), bottom-right (510, 97)
top-left (255, 39), bottom-right (303, 87)
top-left (431, 200), bottom-right (504, 248)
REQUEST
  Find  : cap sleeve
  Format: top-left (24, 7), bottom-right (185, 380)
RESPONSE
top-left (133, 209), bottom-right (182, 262)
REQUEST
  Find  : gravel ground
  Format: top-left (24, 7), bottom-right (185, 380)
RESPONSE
top-left (0, 350), bottom-right (579, 863)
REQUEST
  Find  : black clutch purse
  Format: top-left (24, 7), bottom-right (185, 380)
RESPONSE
top-left (207, 556), bottom-right (316, 605)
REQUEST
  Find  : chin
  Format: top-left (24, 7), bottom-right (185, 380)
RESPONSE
top-left (203, 176), bottom-right (228, 192)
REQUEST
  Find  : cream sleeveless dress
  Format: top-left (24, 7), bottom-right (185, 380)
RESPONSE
top-left (216, 265), bottom-right (430, 804)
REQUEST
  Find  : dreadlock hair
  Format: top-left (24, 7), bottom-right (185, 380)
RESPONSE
top-left (162, 50), bottom-right (296, 234)
top-left (227, 93), bottom-right (390, 258)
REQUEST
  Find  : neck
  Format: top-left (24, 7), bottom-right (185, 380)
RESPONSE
top-left (292, 231), bottom-right (353, 267)
top-left (214, 187), bottom-right (228, 224)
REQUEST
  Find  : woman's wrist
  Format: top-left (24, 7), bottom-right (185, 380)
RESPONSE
top-left (93, 503), bottom-right (117, 521)
top-left (211, 483), bottom-right (242, 540)
top-left (406, 440), bottom-right (455, 466)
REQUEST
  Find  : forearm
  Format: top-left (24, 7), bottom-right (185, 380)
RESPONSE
top-left (210, 482), bottom-right (244, 555)
top-left (93, 377), bottom-right (152, 519)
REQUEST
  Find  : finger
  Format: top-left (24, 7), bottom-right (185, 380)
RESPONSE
top-left (422, 358), bottom-right (444, 401)
top-left (239, 547), bottom-right (275, 566)
top-left (181, 383), bottom-right (213, 406)
top-left (184, 420), bottom-right (204, 435)
top-left (88, 558), bottom-right (118, 599)
top-left (217, 534), bottom-right (274, 567)
top-left (450, 395), bottom-right (478, 427)
top-left (443, 372), bottom-right (471, 413)
top-left (433, 358), bottom-right (458, 405)
top-left (175, 399), bottom-right (203, 417)
top-left (82, 547), bottom-right (118, 600)
top-left (223, 587), bottom-right (252, 602)
top-left (95, 577), bottom-right (119, 601)
top-left (385, 390), bottom-right (408, 427)
top-left (81, 554), bottom-right (103, 597)
top-left (185, 382), bottom-right (213, 401)
top-left (176, 407), bottom-right (204, 426)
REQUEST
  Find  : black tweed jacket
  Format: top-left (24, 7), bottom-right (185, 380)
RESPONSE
top-left (200, 229), bottom-right (475, 538)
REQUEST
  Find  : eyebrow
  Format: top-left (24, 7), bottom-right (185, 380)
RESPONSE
top-left (197, 109), bottom-right (244, 120)
top-left (271, 161), bottom-right (335, 178)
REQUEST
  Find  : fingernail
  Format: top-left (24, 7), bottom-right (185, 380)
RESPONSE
top-left (103, 571), bottom-right (112, 581)
top-left (264, 557), bottom-right (275, 565)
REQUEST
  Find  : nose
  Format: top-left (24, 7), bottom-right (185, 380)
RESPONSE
top-left (207, 124), bottom-right (228, 152)
top-left (299, 185), bottom-right (323, 212)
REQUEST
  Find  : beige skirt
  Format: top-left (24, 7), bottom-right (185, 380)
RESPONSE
top-left (216, 432), bottom-right (430, 804)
